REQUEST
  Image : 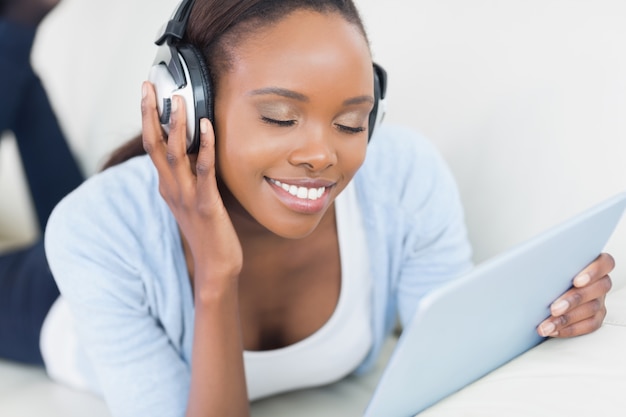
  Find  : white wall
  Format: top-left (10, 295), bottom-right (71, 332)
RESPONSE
top-left (356, 0), bottom-right (626, 282)
top-left (2, 0), bottom-right (625, 283)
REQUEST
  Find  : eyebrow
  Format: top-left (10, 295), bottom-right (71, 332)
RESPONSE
top-left (343, 95), bottom-right (375, 106)
top-left (248, 87), bottom-right (374, 106)
top-left (248, 87), bottom-right (309, 102)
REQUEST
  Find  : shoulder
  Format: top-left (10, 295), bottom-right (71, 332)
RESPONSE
top-left (47, 155), bottom-right (161, 235)
top-left (64, 154), bottom-right (159, 210)
top-left (47, 155), bottom-right (161, 231)
top-left (44, 155), bottom-right (172, 283)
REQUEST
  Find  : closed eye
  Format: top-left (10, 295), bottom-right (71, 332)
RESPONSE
top-left (336, 124), bottom-right (366, 134)
top-left (261, 116), bottom-right (296, 127)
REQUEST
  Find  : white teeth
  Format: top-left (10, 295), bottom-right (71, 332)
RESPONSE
top-left (270, 179), bottom-right (327, 201)
top-left (297, 187), bottom-right (308, 198)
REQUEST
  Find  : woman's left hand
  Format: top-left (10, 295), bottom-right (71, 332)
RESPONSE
top-left (537, 253), bottom-right (615, 338)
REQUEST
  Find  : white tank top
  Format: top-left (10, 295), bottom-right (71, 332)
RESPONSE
top-left (40, 181), bottom-right (373, 400)
top-left (245, 181), bottom-right (373, 400)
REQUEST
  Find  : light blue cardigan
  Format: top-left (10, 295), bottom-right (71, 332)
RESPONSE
top-left (45, 124), bottom-right (473, 417)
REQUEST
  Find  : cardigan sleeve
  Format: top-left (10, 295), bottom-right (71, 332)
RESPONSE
top-left (44, 162), bottom-right (191, 417)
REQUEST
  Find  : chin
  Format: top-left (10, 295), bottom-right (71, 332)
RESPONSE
top-left (263, 215), bottom-right (326, 240)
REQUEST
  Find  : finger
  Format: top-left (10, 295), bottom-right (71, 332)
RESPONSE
top-left (141, 82), bottom-right (184, 201)
top-left (165, 95), bottom-right (194, 193)
top-left (572, 253), bottom-right (615, 288)
top-left (550, 274), bottom-right (612, 316)
top-left (141, 81), bottom-right (169, 174)
top-left (538, 296), bottom-right (606, 337)
top-left (551, 303), bottom-right (607, 338)
top-left (195, 118), bottom-right (221, 213)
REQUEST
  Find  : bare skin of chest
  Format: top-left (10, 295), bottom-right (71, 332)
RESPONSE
top-left (184, 210), bottom-right (341, 352)
top-left (237, 227), bottom-right (341, 351)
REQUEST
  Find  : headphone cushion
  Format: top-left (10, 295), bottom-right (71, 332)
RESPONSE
top-left (178, 43), bottom-right (214, 123)
top-left (176, 44), bottom-right (214, 152)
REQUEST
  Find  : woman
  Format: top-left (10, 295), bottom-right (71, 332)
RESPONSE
top-left (41, 0), bottom-right (614, 416)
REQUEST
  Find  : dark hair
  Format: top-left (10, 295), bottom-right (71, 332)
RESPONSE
top-left (188, 0), bottom-right (368, 82)
top-left (103, 0), bottom-right (369, 170)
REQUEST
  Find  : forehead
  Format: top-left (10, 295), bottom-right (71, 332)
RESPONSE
top-left (223, 10), bottom-right (373, 94)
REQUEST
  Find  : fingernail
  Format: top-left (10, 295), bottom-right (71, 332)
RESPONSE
top-left (539, 322), bottom-right (556, 337)
top-left (551, 299), bottom-right (569, 316)
top-left (141, 83), bottom-right (147, 98)
top-left (200, 119), bottom-right (208, 135)
top-left (574, 273), bottom-right (591, 287)
top-left (171, 96), bottom-right (178, 113)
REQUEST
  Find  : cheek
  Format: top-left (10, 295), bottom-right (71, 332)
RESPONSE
top-left (214, 104), bottom-right (256, 178)
top-left (214, 98), bottom-right (278, 174)
top-left (214, 125), bottom-right (278, 196)
top-left (339, 139), bottom-right (368, 179)
top-left (215, 137), bottom-right (258, 186)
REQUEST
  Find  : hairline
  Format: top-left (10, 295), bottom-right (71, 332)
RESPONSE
top-left (209, 7), bottom-right (371, 83)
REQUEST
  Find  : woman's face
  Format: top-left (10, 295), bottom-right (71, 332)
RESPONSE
top-left (214, 10), bottom-right (374, 239)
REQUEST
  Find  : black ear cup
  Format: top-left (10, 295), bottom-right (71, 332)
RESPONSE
top-left (148, 42), bottom-right (214, 154)
top-left (177, 44), bottom-right (214, 153)
top-left (368, 63), bottom-right (388, 142)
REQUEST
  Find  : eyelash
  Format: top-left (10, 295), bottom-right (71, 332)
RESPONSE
top-left (337, 125), bottom-right (366, 134)
top-left (261, 117), bottom-right (366, 135)
top-left (261, 117), bottom-right (296, 127)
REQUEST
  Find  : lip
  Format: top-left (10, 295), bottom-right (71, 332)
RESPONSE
top-left (265, 176), bottom-right (336, 214)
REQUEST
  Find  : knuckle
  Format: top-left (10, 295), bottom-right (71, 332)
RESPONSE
top-left (569, 291), bottom-right (583, 307)
top-left (166, 151), bottom-right (178, 167)
top-left (601, 275), bottom-right (613, 293)
top-left (196, 161), bottom-right (211, 177)
top-left (142, 140), bottom-right (153, 154)
top-left (558, 326), bottom-right (574, 338)
top-left (556, 314), bottom-right (569, 327)
top-left (180, 198), bottom-right (192, 211)
top-left (199, 134), bottom-right (213, 149)
top-left (592, 315), bottom-right (605, 331)
top-left (169, 111), bottom-right (180, 130)
top-left (590, 298), bottom-right (603, 314)
top-left (169, 118), bottom-right (177, 131)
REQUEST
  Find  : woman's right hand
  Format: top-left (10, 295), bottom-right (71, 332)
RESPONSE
top-left (142, 83), bottom-right (249, 415)
top-left (140, 82), bottom-right (243, 289)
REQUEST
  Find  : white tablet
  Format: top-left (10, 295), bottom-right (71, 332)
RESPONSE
top-left (364, 191), bottom-right (626, 417)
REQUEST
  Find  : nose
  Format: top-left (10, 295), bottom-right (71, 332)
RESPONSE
top-left (287, 125), bottom-right (337, 172)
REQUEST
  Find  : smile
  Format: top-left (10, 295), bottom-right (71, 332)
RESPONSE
top-left (268, 178), bottom-right (327, 201)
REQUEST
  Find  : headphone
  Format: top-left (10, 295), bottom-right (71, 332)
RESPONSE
top-left (148, 0), bottom-right (388, 153)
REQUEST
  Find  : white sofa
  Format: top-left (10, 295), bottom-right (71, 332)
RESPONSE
top-left (1, 0), bottom-right (625, 415)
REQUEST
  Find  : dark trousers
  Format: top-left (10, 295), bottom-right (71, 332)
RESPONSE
top-left (0, 19), bottom-right (84, 365)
